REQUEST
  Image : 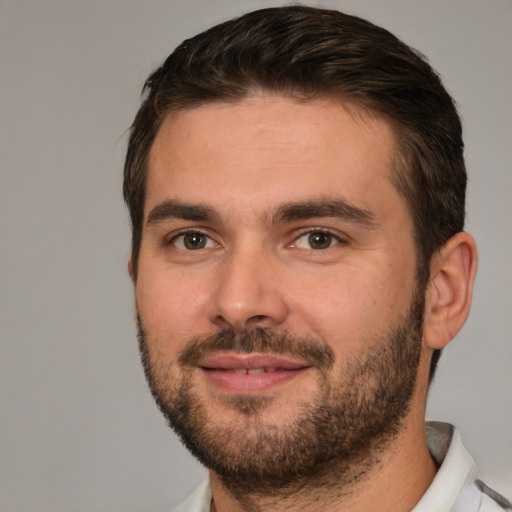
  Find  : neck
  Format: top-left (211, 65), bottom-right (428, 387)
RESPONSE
top-left (209, 414), bottom-right (437, 512)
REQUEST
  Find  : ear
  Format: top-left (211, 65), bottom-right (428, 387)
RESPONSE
top-left (423, 232), bottom-right (478, 350)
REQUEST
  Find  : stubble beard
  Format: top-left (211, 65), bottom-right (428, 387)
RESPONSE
top-left (137, 288), bottom-right (425, 500)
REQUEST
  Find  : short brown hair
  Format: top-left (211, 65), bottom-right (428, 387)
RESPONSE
top-left (124, 6), bottom-right (467, 379)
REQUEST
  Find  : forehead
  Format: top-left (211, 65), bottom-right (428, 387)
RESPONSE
top-left (146, 96), bottom-right (402, 220)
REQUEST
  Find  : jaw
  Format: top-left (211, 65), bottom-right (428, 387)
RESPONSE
top-left (208, 402), bottom-right (436, 512)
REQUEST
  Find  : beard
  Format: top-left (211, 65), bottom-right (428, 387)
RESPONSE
top-left (137, 288), bottom-right (425, 499)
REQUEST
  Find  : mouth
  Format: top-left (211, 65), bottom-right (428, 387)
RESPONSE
top-left (198, 353), bottom-right (312, 393)
top-left (215, 367), bottom-right (284, 375)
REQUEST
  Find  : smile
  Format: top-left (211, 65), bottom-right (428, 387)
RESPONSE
top-left (198, 353), bottom-right (311, 392)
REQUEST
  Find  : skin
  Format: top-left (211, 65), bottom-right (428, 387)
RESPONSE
top-left (131, 96), bottom-right (477, 512)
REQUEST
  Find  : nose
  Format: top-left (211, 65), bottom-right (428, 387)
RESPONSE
top-left (208, 247), bottom-right (289, 331)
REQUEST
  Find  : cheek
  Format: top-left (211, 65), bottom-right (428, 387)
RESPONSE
top-left (292, 281), bottom-right (374, 349)
top-left (135, 269), bottom-right (211, 349)
top-left (289, 263), bottom-right (416, 353)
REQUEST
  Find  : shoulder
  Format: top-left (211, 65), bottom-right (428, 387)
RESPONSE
top-left (416, 422), bottom-right (511, 512)
top-left (475, 479), bottom-right (512, 511)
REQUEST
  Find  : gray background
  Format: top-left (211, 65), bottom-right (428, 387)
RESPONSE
top-left (1, 1), bottom-right (510, 510)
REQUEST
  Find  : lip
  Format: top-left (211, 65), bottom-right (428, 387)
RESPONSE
top-left (198, 352), bottom-right (311, 393)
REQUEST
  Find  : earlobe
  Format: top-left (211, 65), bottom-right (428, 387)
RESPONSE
top-left (423, 232), bottom-right (478, 350)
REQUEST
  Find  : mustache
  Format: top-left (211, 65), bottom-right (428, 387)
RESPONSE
top-left (177, 328), bottom-right (334, 370)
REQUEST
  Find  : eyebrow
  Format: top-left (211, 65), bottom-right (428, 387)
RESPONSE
top-left (146, 200), bottom-right (220, 226)
top-left (145, 197), bottom-right (377, 229)
top-left (271, 199), bottom-right (377, 228)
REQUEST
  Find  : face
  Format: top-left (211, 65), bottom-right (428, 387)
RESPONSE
top-left (134, 97), bottom-right (425, 493)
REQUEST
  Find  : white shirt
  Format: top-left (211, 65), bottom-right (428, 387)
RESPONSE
top-left (172, 421), bottom-right (510, 512)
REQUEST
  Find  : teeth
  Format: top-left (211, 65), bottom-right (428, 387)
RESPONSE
top-left (226, 367), bottom-right (279, 375)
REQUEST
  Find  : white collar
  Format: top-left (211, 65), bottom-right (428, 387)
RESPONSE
top-left (412, 421), bottom-right (478, 511)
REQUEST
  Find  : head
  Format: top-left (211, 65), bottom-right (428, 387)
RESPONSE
top-left (124, 6), bottom-right (467, 381)
top-left (124, 6), bottom-right (477, 496)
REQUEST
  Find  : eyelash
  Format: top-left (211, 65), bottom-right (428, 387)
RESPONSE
top-left (166, 228), bottom-right (346, 251)
top-left (166, 229), bottom-right (218, 250)
top-left (290, 229), bottom-right (346, 250)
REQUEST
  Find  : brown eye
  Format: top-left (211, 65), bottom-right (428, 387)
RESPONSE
top-left (308, 232), bottom-right (333, 249)
top-left (171, 232), bottom-right (215, 250)
top-left (184, 233), bottom-right (207, 249)
top-left (292, 230), bottom-right (341, 250)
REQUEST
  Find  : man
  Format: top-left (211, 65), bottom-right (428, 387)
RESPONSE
top-left (123, 6), bottom-right (510, 512)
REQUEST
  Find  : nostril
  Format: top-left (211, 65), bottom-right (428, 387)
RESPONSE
top-left (208, 277), bottom-right (289, 330)
top-left (246, 314), bottom-right (272, 327)
top-left (250, 315), bottom-right (267, 322)
top-left (212, 315), bottom-right (233, 331)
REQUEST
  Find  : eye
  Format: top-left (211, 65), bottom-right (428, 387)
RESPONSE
top-left (293, 230), bottom-right (341, 250)
top-left (170, 231), bottom-right (217, 250)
